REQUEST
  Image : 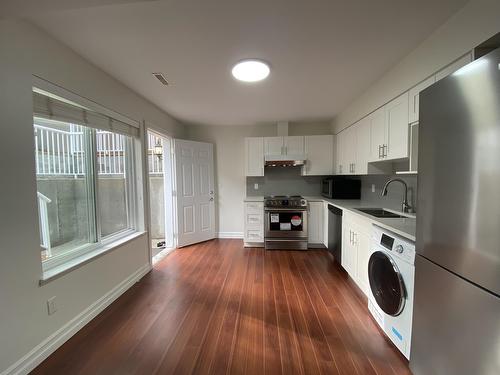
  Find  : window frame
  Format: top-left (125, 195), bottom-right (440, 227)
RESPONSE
top-left (39, 124), bottom-right (139, 273)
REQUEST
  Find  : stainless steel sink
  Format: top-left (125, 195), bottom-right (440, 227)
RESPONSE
top-left (356, 208), bottom-right (406, 218)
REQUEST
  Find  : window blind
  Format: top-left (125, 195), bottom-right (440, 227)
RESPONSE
top-left (33, 91), bottom-right (140, 138)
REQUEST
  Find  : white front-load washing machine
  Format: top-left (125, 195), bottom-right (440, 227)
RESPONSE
top-left (367, 225), bottom-right (415, 359)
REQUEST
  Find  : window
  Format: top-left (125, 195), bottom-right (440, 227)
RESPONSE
top-left (96, 131), bottom-right (133, 238)
top-left (33, 89), bottom-right (140, 272)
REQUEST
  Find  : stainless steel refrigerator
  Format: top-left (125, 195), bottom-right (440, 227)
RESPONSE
top-left (411, 48), bottom-right (500, 375)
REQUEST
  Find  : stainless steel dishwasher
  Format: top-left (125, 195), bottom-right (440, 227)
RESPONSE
top-left (327, 205), bottom-right (343, 264)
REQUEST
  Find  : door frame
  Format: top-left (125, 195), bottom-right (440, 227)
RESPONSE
top-left (144, 124), bottom-right (177, 265)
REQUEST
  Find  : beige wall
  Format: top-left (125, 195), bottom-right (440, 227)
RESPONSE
top-left (332, 0), bottom-right (500, 133)
top-left (0, 20), bottom-right (184, 373)
top-left (185, 122), bottom-right (332, 235)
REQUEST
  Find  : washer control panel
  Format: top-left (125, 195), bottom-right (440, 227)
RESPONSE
top-left (372, 225), bottom-right (415, 264)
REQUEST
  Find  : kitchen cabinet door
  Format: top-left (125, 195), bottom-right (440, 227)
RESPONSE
top-left (245, 137), bottom-right (264, 176)
top-left (336, 131), bottom-right (345, 174)
top-left (302, 135), bottom-right (334, 176)
top-left (408, 76), bottom-right (435, 124)
top-left (308, 201), bottom-right (324, 244)
top-left (355, 117), bottom-right (370, 175)
top-left (385, 91), bottom-right (409, 160)
top-left (264, 137), bottom-right (284, 157)
top-left (435, 53), bottom-right (472, 81)
top-left (354, 226), bottom-right (371, 296)
top-left (284, 136), bottom-right (305, 156)
top-left (341, 222), bottom-right (356, 276)
top-left (244, 201), bottom-right (264, 246)
top-left (323, 201), bottom-right (329, 247)
top-left (368, 107), bottom-right (386, 162)
top-left (344, 125), bottom-right (357, 174)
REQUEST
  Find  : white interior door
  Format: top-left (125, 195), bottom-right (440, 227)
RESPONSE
top-left (174, 139), bottom-right (215, 247)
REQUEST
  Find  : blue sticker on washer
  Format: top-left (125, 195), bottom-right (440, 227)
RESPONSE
top-left (392, 327), bottom-right (403, 341)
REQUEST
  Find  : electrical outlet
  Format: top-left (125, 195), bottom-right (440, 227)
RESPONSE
top-left (371, 184), bottom-right (376, 193)
top-left (254, 183), bottom-right (259, 190)
top-left (47, 296), bottom-right (57, 315)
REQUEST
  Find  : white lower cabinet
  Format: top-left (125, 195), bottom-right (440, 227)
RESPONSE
top-left (341, 211), bottom-right (372, 295)
top-left (307, 201), bottom-right (324, 245)
top-left (323, 201), bottom-right (329, 247)
top-left (243, 201), bottom-right (264, 246)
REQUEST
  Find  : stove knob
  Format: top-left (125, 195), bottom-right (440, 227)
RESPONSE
top-left (395, 245), bottom-right (404, 254)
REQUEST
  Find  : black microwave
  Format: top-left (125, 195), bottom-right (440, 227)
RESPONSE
top-left (321, 177), bottom-right (361, 199)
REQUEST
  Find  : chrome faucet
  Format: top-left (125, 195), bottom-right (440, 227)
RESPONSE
top-left (381, 178), bottom-right (412, 213)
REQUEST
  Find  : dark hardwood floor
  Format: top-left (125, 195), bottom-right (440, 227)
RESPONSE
top-left (32, 239), bottom-right (411, 375)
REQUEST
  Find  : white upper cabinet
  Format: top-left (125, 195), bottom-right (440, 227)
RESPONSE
top-left (344, 125), bottom-right (357, 174)
top-left (435, 53), bottom-right (472, 82)
top-left (368, 92), bottom-right (409, 162)
top-left (355, 117), bottom-right (371, 175)
top-left (336, 131), bottom-right (345, 174)
top-left (302, 135), bottom-right (334, 176)
top-left (284, 136), bottom-right (305, 156)
top-left (385, 91), bottom-right (409, 160)
top-left (265, 137), bottom-right (285, 156)
top-left (245, 137), bottom-right (264, 176)
top-left (264, 136), bottom-right (305, 157)
top-left (368, 107), bottom-right (386, 162)
top-left (408, 76), bottom-right (435, 124)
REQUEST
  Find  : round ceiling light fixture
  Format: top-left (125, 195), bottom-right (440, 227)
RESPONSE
top-left (231, 59), bottom-right (270, 82)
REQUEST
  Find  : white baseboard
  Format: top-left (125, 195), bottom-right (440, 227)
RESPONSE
top-left (217, 232), bottom-right (243, 239)
top-left (2, 264), bottom-right (151, 375)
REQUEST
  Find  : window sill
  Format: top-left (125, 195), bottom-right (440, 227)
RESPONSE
top-left (39, 231), bottom-right (147, 286)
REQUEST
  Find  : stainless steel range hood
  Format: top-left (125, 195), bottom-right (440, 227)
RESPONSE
top-left (264, 155), bottom-right (306, 167)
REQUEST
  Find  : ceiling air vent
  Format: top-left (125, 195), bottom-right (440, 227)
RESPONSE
top-left (152, 72), bottom-right (169, 86)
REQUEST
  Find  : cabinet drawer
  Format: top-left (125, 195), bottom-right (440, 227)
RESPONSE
top-left (245, 229), bottom-right (263, 242)
top-left (245, 201), bottom-right (264, 214)
top-left (245, 213), bottom-right (263, 225)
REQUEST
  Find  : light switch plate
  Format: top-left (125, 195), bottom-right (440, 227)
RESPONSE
top-left (47, 296), bottom-right (57, 315)
top-left (371, 184), bottom-right (376, 193)
top-left (254, 183), bottom-right (259, 190)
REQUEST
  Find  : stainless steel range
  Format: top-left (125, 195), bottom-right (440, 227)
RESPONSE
top-left (264, 196), bottom-right (308, 250)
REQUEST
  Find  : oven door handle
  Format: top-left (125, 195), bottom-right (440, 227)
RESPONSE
top-left (264, 208), bottom-right (308, 212)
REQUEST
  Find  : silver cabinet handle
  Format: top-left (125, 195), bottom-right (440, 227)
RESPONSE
top-left (352, 163), bottom-right (355, 173)
top-left (383, 144), bottom-right (388, 158)
top-left (378, 145), bottom-right (382, 158)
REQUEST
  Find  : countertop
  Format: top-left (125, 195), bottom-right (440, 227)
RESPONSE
top-left (244, 195), bottom-right (416, 241)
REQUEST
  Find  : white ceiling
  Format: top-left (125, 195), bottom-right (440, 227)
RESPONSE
top-left (31, 0), bottom-right (467, 126)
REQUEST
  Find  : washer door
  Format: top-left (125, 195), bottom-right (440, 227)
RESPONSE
top-left (368, 251), bottom-right (406, 316)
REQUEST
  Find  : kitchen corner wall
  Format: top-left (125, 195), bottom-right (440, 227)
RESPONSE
top-left (246, 168), bottom-right (324, 197)
top-left (332, 0), bottom-right (500, 133)
top-left (358, 174), bottom-right (418, 212)
top-left (246, 170), bottom-right (418, 213)
top-left (185, 121), bottom-right (332, 235)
